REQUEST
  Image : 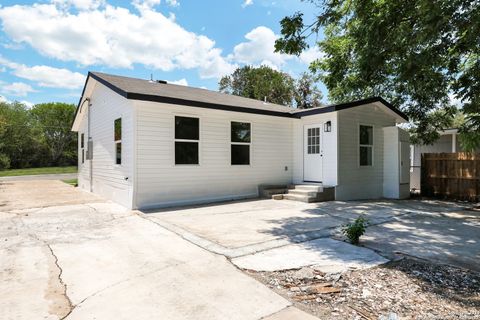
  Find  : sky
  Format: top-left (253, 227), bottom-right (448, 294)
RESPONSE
top-left (0, 0), bottom-right (325, 107)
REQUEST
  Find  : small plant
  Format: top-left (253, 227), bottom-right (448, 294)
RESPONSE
top-left (342, 217), bottom-right (369, 245)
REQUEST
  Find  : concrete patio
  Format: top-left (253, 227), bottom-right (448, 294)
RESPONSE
top-left (145, 198), bottom-right (479, 272)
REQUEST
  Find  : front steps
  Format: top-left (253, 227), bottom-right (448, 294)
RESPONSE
top-left (260, 184), bottom-right (335, 203)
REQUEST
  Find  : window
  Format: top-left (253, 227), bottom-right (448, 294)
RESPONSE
top-left (175, 116), bottom-right (199, 165)
top-left (359, 125), bottom-right (373, 166)
top-left (231, 121), bottom-right (251, 165)
top-left (114, 118), bottom-right (122, 165)
top-left (307, 127), bottom-right (320, 154)
top-left (80, 133), bottom-right (85, 164)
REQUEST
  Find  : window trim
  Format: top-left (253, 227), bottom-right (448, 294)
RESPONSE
top-left (173, 114), bottom-right (201, 166)
top-left (80, 133), bottom-right (85, 164)
top-left (230, 120), bottom-right (252, 166)
top-left (358, 123), bottom-right (374, 167)
top-left (114, 118), bottom-right (122, 166)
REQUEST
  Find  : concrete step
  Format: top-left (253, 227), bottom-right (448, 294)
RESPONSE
top-left (283, 193), bottom-right (316, 203)
top-left (286, 189), bottom-right (319, 197)
top-left (288, 184), bottom-right (323, 192)
top-left (259, 185), bottom-right (288, 198)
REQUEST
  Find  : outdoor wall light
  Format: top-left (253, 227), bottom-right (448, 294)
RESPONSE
top-left (324, 121), bottom-right (332, 132)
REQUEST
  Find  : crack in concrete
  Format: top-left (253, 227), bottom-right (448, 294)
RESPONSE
top-left (45, 244), bottom-right (75, 320)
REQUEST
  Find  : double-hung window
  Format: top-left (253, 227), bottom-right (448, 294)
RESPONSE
top-left (175, 116), bottom-right (199, 165)
top-left (359, 125), bottom-right (373, 166)
top-left (114, 118), bottom-right (122, 165)
top-left (80, 133), bottom-right (85, 164)
top-left (231, 121), bottom-right (251, 165)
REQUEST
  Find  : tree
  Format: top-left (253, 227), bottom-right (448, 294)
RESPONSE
top-left (219, 65), bottom-right (323, 109)
top-left (219, 65), bottom-right (295, 106)
top-left (294, 72), bottom-right (323, 109)
top-left (30, 103), bottom-right (77, 166)
top-left (275, 0), bottom-right (480, 148)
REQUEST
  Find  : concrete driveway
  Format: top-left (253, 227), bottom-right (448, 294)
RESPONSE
top-left (0, 180), bottom-right (315, 320)
top-left (146, 198), bottom-right (480, 272)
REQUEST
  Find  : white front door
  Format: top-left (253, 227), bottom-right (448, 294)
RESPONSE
top-left (303, 124), bottom-right (323, 182)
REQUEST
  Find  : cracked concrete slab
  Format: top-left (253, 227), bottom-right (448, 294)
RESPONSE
top-left (0, 180), bottom-right (298, 320)
top-left (231, 238), bottom-right (388, 272)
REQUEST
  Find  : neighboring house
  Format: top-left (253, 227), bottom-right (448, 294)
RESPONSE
top-left (71, 72), bottom-right (410, 209)
top-left (410, 129), bottom-right (480, 190)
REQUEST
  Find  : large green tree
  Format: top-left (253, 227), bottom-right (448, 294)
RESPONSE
top-left (0, 101), bottom-right (42, 168)
top-left (219, 65), bottom-right (323, 108)
top-left (30, 102), bottom-right (77, 166)
top-left (0, 101), bottom-right (77, 170)
top-left (219, 65), bottom-right (296, 106)
top-left (275, 0), bottom-right (480, 148)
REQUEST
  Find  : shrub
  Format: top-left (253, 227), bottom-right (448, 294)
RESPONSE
top-left (0, 154), bottom-right (10, 170)
top-left (342, 217), bottom-right (369, 245)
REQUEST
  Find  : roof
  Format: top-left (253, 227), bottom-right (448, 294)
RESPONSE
top-left (72, 72), bottom-right (408, 129)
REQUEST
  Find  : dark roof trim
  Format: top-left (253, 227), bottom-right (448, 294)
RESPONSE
top-left (72, 73), bottom-right (407, 130)
top-left (292, 97), bottom-right (408, 121)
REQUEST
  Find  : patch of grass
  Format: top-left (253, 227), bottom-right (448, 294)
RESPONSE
top-left (0, 166), bottom-right (77, 177)
top-left (62, 178), bottom-right (78, 187)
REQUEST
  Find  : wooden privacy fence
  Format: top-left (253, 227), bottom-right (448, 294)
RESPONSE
top-left (421, 153), bottom-right (480, 202)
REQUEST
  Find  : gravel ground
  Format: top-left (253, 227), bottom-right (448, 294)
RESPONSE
top-left (246, 258), bottom-right (480, 319)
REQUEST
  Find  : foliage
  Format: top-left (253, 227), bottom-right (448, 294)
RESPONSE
top-left (342, 217), bottom-right (369, 245)
top-left (219, 65), bottom-right (323, 108)
top-left (30, 103), bottom-right (77, 166)
top-left (275, 0), bottom-right (480, 149)
top-left (294, 72), bottom-right (323, 109)
top-left (0, 101), bottom-right (77, 170)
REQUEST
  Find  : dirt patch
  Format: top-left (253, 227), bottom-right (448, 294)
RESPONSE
top-left (246, 258), bottom-right (480, 319)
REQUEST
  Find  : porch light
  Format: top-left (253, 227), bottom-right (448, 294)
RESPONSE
top-left (324, 121), bottom-right (331, 132)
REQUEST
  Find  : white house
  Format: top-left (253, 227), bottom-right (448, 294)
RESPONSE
top-left (71, 72), bottom-right (410, 209)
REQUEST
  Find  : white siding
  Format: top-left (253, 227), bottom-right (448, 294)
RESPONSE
top-left (383, 126), bottom-right (410, 199)
top-left (77, 81), bottom-right (135, 208)
top-left (292, 113), bottom-right (338, 186)
top-left (134, 101), bottom-right (293, 209)
top-left (336, 104), bottom-right (396, 200)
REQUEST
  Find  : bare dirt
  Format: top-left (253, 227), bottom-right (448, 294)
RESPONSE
top-left (246, 257), bottom-right (480, 320)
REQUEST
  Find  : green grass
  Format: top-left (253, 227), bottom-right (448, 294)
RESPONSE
top-left (62, 178), bottom-right (78, 187)
top-left (0, 166), bottom-right (77, 177)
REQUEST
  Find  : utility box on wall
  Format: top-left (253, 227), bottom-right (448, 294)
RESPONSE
top-left (383, 126), bottom-right (410, 199)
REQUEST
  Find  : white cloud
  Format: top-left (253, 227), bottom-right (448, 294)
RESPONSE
top-left (0, 95), bottom-right (11, 103)
top-left (242, 0), bottom-right (253, 8)
top-left (168, 78), bottom-right (188, 86)
top-left (166, 0), bottom-right (180, 7)
top-left (52, 0), bottom-right (105, 10)
top-left (0, 57), bottom-right (86, 89)
top-left (0, 1), bottom-right (232, 79)
top-left (229, 26), bottom-right (291, 68)
top-left (299, 46), bottom-right (324, 65)
top-left (1, 82), bottom-right (37, 97)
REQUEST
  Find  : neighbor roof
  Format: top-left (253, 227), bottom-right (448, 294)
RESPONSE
top-left (75, 72), bottom-right (408, 124)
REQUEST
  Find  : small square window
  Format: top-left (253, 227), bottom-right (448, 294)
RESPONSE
top-left (175, 116), bottom-right (199, 140)
top-left (231, 144), bottom-right (250, 165)
top-left (175, 142), bottom-right (199, 165)
top-left (116, 143), bottom-right (122, 165)
top-left (114, 118), bottom-right (122, 141)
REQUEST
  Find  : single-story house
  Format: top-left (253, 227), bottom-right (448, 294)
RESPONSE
top-left (71, 72), bottom-right (410, 209)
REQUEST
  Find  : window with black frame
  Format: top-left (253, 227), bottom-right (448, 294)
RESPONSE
top-left (231, 121), bottom-right (251, 165)
top-left (80, 133), bottom-right (85, 164)
top-left (359, 125), bottom-right (373, 166)
top-left (175, 116), bottom-right (199, 165)
top-left (114, 118), bottom-right (122, 165)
